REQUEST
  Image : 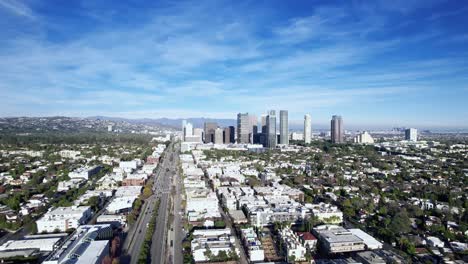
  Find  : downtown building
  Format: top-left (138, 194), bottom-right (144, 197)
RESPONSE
top-left (223, 126), bottom-right (235, 144)
top-left (405, 128), bottom-right (418, 142)
top-left (204, 122), bottom-right (218, 143)
top-left (266, 110), bottom-right (277, 149)
top-left (237, 113), bottom-right (251, 144)
top-left (331, 115), bottom-right (344, 143)
top-left (279, 110), bottom-right (289, 145)
top-left (304, 114), bottom-right (312, 144)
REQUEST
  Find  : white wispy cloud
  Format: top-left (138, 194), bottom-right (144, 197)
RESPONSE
top-left (0, 0), bottom-right (35, 19)
top-left (0, 0), bottom-right (466, 126)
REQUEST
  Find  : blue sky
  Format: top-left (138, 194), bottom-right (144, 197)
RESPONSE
top-left (0, 0), bottom-right (467, 129)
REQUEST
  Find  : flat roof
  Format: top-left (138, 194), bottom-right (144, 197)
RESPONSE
top-left (349, 229), bottom-right (383, 248)
top-left (229, 210), bottom-right (247, 220)
top-left (315, 226), bottom-right (363, 244)
top-left (0, 237), bottom-right (62, 252)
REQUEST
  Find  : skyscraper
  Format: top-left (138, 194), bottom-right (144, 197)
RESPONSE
top-left (249, 115), bottom-right (258, 143)
top-left (214, 128), bottom-right (224, 144)
top-left (184, 122), bottom-right (193, 141)
top-left (237, 113), bottom-right (250, 144)
top-left (228, 126), bottom-right (235, 143)
top-left (261, 114), bottom-right (268, 134)
top-left (182, 120), bottom-right (187, 132)
top-left (279, 110), bottom-right (289, 145)
top-left (304, 114), bottom-right (311, 144)
top-left (223, 127), bottom-right (234, 144)
top-left (405, 128), bottom-right (418, 142)
top-left (193, 128), bottom-right (204, 143)
top-left (331, 115), bottom-right (344, 143)
top-left (204, 122), bottom-right (217, 143)
top-left (266, 110), bottom-right (277, 149)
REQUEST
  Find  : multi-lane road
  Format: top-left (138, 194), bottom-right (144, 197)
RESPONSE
top-left (122, 141), bottom-right (177, 264)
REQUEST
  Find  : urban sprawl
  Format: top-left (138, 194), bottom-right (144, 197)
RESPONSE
top-left (0, 112), bottom-right (466, 264)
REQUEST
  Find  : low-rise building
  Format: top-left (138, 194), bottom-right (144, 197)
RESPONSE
top-left (280, 227), bottom-right (307, 262)
top-left (240, 228), bottom-right (264, 262)
top-left (36, 206), bottom-right (92, 233)
top-left (306, 203), bottom-right (343, 224)
top-left (314, 225), bottom-right (365, 254)
top-left (191, 229), bottom-right (238, 262)
top-left (43, 224), bottom-right (113, 264)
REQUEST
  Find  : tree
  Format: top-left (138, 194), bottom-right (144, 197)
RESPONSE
top-left (389, 210), bottom-right (411, 235)
top-left (87, 196), bottom-right (100, 211)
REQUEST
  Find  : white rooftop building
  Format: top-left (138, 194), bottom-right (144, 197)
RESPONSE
top-left (36, 206), bottom-right (92, 233)
top-left (314, 225), bottom-right (366, 254)
top-left (43, 224), bottom-right (113, 264)
top-left (240, 228), bottom-right (264, 262)
top-left (191, 229), bottom-right (238, 263)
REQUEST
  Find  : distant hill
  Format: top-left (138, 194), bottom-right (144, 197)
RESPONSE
top-left (86, 116), bottom-right (236, 129)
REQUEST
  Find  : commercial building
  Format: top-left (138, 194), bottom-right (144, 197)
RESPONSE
top-left (122, 173), bottom-right (148, 186)
top-left (214, 128), bottom-right (224, 144)
top-left (237, 113), bottom-right (251, 144)
top-left (349, 229), bottom-right (383, 250)
top-left (304, 114), bottom-right (312, 144)
top-left (183, 122), bottom-right (194, 141)
top-left (193, 128), bottom-right (204, 141)
top-left (0, 234), bottom-right (67, 252)
top-left (36, 206), bottom-right (92, 233)
top-left (314, 225), bottom-right (365, 254)
top-left (307, 203), bottom-right (343, 224)
top-left (331, 115), bottom-right (344, 143)
top-left (249, 115), bottom-right (258, 143)
top-left (355, 251), bottom-right (386, 264)
top-left (43, 224), bottom-right (113, 264)
top-left (204, 122), bottom-right (218, 143)
top-left (279, 110), bottom-right (289, 145)
top-left (291, 132), bottom-right (304, 141)
top-left (405, 128), bottom-right (418, 142)
top-left (191, 229), bottom-right (238, 262)
top-left (68, 166), bottom-right (102, 180)
top-left (266, 110), bottom-right (277, 149)
top-left (353, 131), bottom-right (374, 144)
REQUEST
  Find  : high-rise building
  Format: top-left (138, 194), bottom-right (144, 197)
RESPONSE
top-left (353, 131), bottom-right (374, 144)
top-left (228, 126), bottom-right (235, 143)
top-left (266, 110), bottom-right (277, 149)
top-left (182, 120), bottom-right (187, 132)
top-left (237, 113), bottom-right (250, 144)
top-left (204, 122), bottom-right (217, 143)
top-left (223, 127), bottom-right (231, 144)
top-left (331, 115), bottom-right (344, 143)
top-left (193, 128), bottom-right (204, 142)
top-left (107, 125), bottom-right (113, 132)
top-left (279, 110), bottom-right (289, 145)
top-left (214, 128), bottom-right (224, 144)
top-left (249, 115), bottom-right (258, 143)
top-left (304, 114), bottom-right (311, 144)
top-left (405, 128), bottom-right (418, 142)
top-left (183, 122), bottom-right (193, 141)
top-left (261, 114), bottom-right (268, 134)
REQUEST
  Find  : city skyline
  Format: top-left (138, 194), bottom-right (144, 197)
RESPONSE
top-left (0, 0), bottom-right (467, 128)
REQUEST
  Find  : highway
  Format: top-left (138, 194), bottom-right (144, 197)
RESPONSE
top-left (122, 141), bottom-right (175, 264)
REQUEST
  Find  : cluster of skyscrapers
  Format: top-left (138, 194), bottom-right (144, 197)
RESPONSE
top-left (183, 113), bottom-right (418, 147)
top-left (182, 110), bottom-right (318, 148)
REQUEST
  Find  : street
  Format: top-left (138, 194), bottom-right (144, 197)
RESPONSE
top-left (151, 142), bottom-right (178, 264)
top-left (122, 141), bottom-right (175, 264)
